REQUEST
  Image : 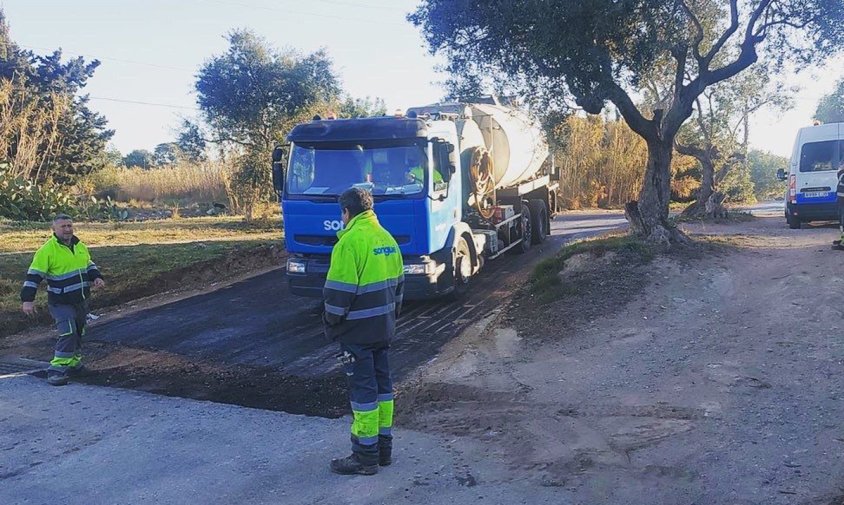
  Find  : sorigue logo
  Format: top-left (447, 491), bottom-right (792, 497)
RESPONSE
top-left (373, 246), bottom-right (398, 256)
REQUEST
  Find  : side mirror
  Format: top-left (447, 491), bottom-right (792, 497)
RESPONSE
top-left (776, 168), bottom-right (786, 181)
top-left (272, 146), bottom-right (286, 194)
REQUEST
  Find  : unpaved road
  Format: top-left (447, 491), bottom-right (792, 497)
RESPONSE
top-left (0, 210), bottom-right (627, 416)
top-left (399, 211), bottom-right (844, 505)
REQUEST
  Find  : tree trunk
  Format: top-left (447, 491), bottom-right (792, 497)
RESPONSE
top-left (680, 154), bottom-right (726, 218)
top-left (626, 138), bottom-right (688, 245)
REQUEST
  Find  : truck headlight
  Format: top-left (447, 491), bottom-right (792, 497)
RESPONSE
top-left (287, 258), bottom-right (307, 274)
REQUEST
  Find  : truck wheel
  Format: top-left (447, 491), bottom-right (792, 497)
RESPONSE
top-left (786, 209), bottom-right (801, 229)
top-left (515, 204), bottom-right (532, 254)
top-left (529, 199), bottom-right (548, 244)
top-left (449, 236), bottom-right (472, 299)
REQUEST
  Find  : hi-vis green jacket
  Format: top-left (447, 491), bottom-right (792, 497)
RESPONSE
top-left (323, 210), bottom-right (404, 345)
top-left (20, 234), bottom-right (103, 305)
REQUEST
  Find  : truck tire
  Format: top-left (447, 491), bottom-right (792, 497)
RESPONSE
top-left (786, 209), bottom-right (801, 229)
top-left (515, 204), bottom-right (532, 254)
top-left (528, 199), bottom-right (548, 244)
top-left (448, 236), bottom-right (472, 299)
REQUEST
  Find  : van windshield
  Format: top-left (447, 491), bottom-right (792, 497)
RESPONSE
top-left (800, 140), bottom-right (844, 172)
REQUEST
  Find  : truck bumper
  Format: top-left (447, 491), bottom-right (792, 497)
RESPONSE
top-left (285, 255), bottom-right (451, 300)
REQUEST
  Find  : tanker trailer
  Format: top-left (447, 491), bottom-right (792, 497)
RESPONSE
top-left (275, 98), bottom-right (559, 300)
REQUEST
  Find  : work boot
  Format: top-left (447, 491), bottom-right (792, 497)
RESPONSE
top-left (330, 454), bottom-right (378, 476)
top-left (46, 371), bottom-right (69, 386)
top-left (67, 364), bottom-right (89, 377)
top-left (833, 240), bottom-right (844, 250)
top-left (379, 436), bottom-right (392, 466)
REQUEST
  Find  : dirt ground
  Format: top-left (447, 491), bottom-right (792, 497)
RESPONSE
top-left (398, 215), bottom-right (844, 505)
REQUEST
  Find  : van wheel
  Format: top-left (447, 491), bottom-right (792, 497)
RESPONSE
top-left (786, 210), bottom-right (801, 229)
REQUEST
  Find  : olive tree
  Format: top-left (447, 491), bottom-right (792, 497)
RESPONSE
top-left (410, 0), bottom-right (844, 243)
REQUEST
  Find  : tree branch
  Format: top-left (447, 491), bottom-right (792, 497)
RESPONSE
top-left (703, 0), bottom-right (741, 68)
top-left (678, 0), bottom-right (705, 65)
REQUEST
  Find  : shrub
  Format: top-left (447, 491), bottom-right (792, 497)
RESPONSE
top-left (0, 163), bottom-right (75, 220)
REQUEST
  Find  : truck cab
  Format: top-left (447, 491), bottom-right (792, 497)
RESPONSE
top-left (278, 116), bottom-right (467, 299)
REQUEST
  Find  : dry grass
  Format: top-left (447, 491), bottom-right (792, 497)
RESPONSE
top-left (79, 162), bottom-right (228, 205)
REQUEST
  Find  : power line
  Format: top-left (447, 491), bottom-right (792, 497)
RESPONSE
top-left (200, 0), bottom-right (405, 26)
top-left (88, 96), bottom-right (198, 111)
top-left (308, 0), bottom-right (407, 12)
top-left (19, 45), bottom-right (195, 73)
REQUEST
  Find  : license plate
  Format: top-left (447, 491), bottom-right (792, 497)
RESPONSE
top-left (803, 191), bottom-right (828, 198)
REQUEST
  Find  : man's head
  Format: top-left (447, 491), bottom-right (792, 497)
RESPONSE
top-left (338, 187), bottom-right (373, 225)
top-left (52, 214), bottom-right (74, 243)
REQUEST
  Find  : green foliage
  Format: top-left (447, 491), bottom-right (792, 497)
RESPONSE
top-left (123, 149), bottom-right (154, 169)
top-left (176, 120), bottom-right (208, 163)
top-left (152, 143), bottom-right (182, 166)
top-left (195, 30), bottom-right (341, 150)
top-left (193, 30), bottom-right (342, 219)
top-left (0, 163), bottom-right (74, 220)
top-left (748, 149), bottom-right (788, 201)
top-left (815, 78), bottom-right (844, 124)
top-left (338, 96), bottom-right (387, 118)
top-left (0, 10), bottom-right (113, 185)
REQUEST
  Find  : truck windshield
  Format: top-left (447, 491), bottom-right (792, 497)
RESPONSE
top-left (286, 142), bottom-right (427, 197)
top-left (800, 140), bottom-right (844, 172)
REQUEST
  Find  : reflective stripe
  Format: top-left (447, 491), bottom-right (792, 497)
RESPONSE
top-left (355, 435), bottom-right (379, 446)
top-left (377, 393), bottom-right (394, 402)
top-left (27, 268), bottom-right (47, 277)
top-left (23, 281), bottom-right (39, 289)
top-left (356, 276), bottom-right (402, 294)
top-left (87, 263), bottom-right (98, 271)
top-left (54, 282), bottom-right (89, 294)
top-left (351, 401), bottom-right (378, 412)
top-left (54, 351), bottom-right (75, 358)
top-left (379, 427), bottom-right (392, 436)
top-left (324, 280), bottom-right (357, 293)
top-left (324, 303), bottom-right (346, 316)
top-left (47, 286), bottom-right (63, 294)
top-left (346, 303), bottom-right (395, 320)
top-left (45, 269), bottom-right (85, 282)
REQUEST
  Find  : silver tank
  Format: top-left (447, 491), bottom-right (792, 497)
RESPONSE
top-left (407, 101), bottom-right (549, 189)
top-left (465, 103), bottom-right (549, 189)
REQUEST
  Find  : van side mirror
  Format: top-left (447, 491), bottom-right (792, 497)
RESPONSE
top-left (776, 168), bottom-right (787, 181)
top-left (272, 146), bottom-right (286, 194)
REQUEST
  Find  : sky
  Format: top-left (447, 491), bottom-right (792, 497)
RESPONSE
top-left (1, 0), bottom-right (841, 158)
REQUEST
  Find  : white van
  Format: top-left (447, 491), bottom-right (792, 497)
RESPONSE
top-left (778, 123), bottom-right (844, 229)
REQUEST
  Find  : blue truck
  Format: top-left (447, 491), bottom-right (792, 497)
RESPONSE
top-left (271, 99), bottom-right (559, 300)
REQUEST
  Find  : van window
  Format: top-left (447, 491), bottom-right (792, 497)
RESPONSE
top-left (799, 140), bottom-right (843, 172)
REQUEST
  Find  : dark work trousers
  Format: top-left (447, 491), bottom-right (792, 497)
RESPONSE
top-left (47, 302), bottom-right (87, 374)
top-left (340, 341), bottom-right (394, 466)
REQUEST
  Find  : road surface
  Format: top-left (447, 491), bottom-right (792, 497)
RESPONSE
top-left (91, 210), bottom-right (628, 384)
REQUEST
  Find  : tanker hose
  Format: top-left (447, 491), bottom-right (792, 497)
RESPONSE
top-left (469, 147), bottom-right (496, 220)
